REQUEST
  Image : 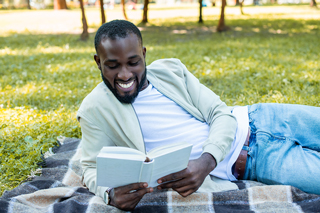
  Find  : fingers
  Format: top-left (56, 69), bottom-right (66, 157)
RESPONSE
top-left (178, 189), bottom-right (194, 197)
top-left (157, 169), bottom-right (187, 185)
top-left (134, 185), bottom-right (153, 197)
top-left (110, 183), bottom-right (153, 211)
top-left (117, 182), bottom-right (149, 194)
top-left (158, 178), bottom-right (188, 190)
top-left (157, 178), bottom-right (197, 196)
top-left (116, 188), bottom-right (150, 205)
top-left (156, 159), bottom-right (209, 197)
top-left (156, 157), bottom-right (214, 199)
top-left (157, 178), bottom-right (197, 198)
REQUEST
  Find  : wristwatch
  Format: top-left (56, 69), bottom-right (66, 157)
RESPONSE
top-left (104, 188), bottom-right (113, 205)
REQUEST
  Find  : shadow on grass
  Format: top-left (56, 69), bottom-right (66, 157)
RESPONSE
top-left (0, 32), bottom-right (96, 50)
top-left (1, 17), bottom-right (319, 110)
top-left (0, 18), bottom-right (319, 49)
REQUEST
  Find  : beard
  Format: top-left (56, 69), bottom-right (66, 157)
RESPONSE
top-left (101, 66), bottom-right (147, 104)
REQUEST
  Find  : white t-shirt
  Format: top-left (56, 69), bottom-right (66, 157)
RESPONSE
top-left (210, 106), bottom-right (249, 180)
top-left (132, 83), bottom-right (248, 180)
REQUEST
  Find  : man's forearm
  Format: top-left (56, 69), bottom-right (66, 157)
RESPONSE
top-left (200, 152), bottom-right (217, 174)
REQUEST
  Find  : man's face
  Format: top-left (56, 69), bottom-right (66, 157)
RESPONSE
top-left (94, 33), bottom-right (148, 104)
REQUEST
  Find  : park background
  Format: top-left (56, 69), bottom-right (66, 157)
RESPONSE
top-left (0, 1), bottom-right (319, 196)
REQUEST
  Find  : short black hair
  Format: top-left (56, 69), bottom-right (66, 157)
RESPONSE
top-left (94, 20), bottom-right (143, 53)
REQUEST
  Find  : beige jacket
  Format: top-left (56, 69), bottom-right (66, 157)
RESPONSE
top-left (77, 58), bottom-right (238, 202)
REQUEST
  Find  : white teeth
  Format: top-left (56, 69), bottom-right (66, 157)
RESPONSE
top-left (118, 81), bottom-right (134, 89)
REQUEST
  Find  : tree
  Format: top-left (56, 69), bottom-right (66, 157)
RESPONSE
top-left (310, 0), bottom-right (317, 7)
top-left (121, 0), bottom-right (128, 20)
top-left (199, 0), bottom-right (203, 23)
top-left (27, 0), bottom-right (31, 9)
top-left (99, 0), bottom-right (106, 24)
top-left (54, 0), bottom-right (68, 9)
top-left (239, 0), bottom-right (245, 15)
top-left (217, 0), bottom-right (229, 32)
top-left (79, 0), bottom-right (89, 40)
top-left (142, 0), bottom-right (149, 23)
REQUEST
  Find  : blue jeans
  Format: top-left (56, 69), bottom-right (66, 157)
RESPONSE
top-left (243, 103), bottom-right (320, 195)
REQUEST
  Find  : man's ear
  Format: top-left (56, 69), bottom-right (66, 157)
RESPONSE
top-left (143, 47), bottom-right (146, 59)
top-left (94, 54), bottom-right (101, 70)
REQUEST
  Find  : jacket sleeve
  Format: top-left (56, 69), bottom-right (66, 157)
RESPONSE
top-left (79, 117), bottom-right (112, 202)
top-left (179, 60), bottom-right (237, 164)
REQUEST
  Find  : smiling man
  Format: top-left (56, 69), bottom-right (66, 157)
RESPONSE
top-left (94, 31), bottom-right (148, 103)
top-left (77, 20), bottom-right (320, 211)
top-left (78, 20), bottom-right (237, 210)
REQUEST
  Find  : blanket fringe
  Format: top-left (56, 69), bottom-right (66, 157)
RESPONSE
top-left (20, 168), bottom-right (42, 184)
top-left (43, 147), bottom-right (55, 158)
top-left (57, 136), bottom-right (66, 145)
top-left (27, 168), bottom-right (42, 179)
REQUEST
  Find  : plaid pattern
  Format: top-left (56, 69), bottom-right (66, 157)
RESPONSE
top-left (1, 137), bottom-right (319, 213)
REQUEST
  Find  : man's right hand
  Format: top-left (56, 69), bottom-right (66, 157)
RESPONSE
top-left (109, 182), bottom-right (153, 211)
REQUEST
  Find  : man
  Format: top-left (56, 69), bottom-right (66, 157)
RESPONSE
top-left (77, 20), bottom-right (320, 211)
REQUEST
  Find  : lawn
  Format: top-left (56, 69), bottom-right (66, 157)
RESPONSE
top-left (0, 5), bottom-right (319, 195)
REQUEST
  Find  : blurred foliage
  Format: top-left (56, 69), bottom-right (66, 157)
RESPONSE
top-left (0, 11), bottom-right (319, 195)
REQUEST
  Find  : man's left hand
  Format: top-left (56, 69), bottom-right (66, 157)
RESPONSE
top-left (157, 153), bottom-right (217, 197)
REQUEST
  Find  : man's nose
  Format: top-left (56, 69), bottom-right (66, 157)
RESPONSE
top-left (118, 66), bottom-right (133, 81)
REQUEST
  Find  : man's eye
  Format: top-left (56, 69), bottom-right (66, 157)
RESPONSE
top-left (129, 61), bottom-right (139, 66)
top-left (107, 64), bottom-right (118, 69)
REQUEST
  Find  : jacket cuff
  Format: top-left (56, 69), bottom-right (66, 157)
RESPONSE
top-left (202, 144), bottom-right (224, 164)
top-left (97, 186), bottom-right (109, 202)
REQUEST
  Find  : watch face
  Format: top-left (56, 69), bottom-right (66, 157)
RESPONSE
top-left (105, 188), bottom-right (113, 205)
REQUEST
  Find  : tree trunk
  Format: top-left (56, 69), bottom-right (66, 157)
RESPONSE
top-left (142, 0), bottom-right (149, 23)
top-left (121, 0), bottom-right (128, 20)
top-left (199, 0), bottom-right (203, 23)
top-left (27, 0), bottom-right (31, 9)
top-left (239, 0), bottom-right (244, 15)
top-left (310, 0), bottom-right (317, 7)
top-left (217, 0), bottom-right (228, 32)
top-left (54, 0), bottom-right (68, 9)
top-left (100, 0), bottom-right (106, 24)
top-left (79, 0), bottom-right (89, 40)
top-left (235, 0), bottom-right (240, 5)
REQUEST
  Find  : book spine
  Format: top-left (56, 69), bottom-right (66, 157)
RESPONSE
top-left (139, 160), bottom-right (154, 184)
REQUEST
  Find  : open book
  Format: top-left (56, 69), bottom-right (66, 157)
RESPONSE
top-left (96, 142), bottom-right (193, 188)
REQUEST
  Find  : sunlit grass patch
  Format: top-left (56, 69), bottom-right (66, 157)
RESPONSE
top-left (0, 107), bottom-right (81, 193)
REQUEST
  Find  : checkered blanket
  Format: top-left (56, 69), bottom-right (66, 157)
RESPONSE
top-left (1, 137), bottom-right (319, 212)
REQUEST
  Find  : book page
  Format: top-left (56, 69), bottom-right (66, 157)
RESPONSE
top-left (148, 142), bottom-right (192, 159)
top-left (98, 146), bottom-right (146, 161)
top-left (148, 143), bottom-right (192, 187)
top-left (96, 146), bottom-right (147, 188)
top-left (99, 153), bottom-right (146, 161)
top-left (99, 146), bottom-right (145, 156)
top-left (97, 158), bottom-right (144, 188)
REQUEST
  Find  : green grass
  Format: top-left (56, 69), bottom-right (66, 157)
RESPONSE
top-left (1, 10), bottom-right (320, 195)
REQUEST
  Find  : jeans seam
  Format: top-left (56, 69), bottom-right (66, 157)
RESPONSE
top-left (248, 108), bottom-right (258, 123)
top-left (247, 131), bottom-right (288, 181)
top-left (256, 130), bottom-right (289, 141)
